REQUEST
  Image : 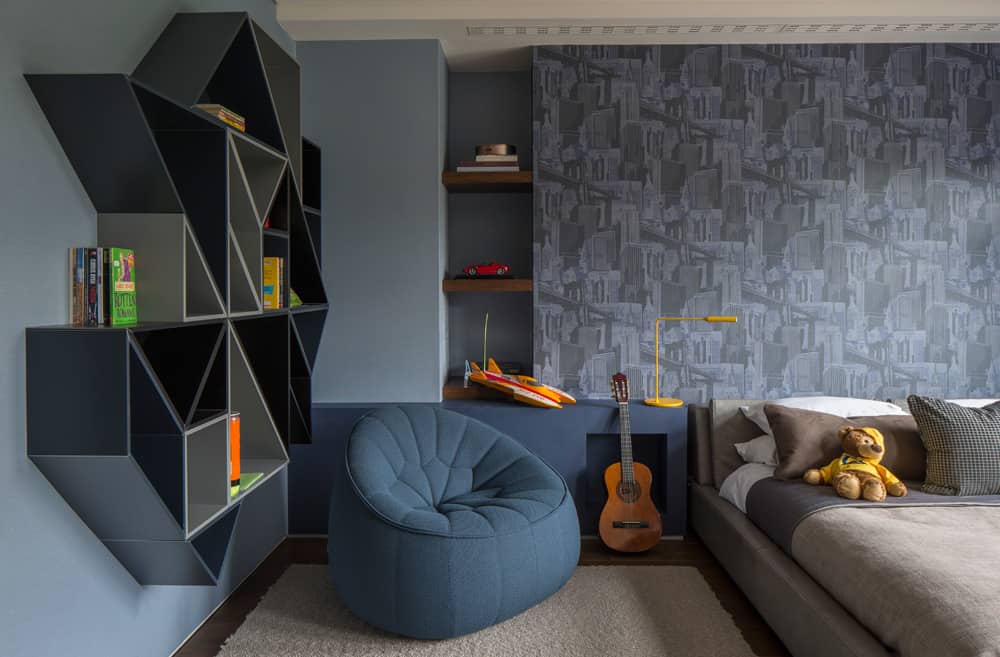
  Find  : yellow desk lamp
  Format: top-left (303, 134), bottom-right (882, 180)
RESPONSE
top-left (645, 316), bottom-right (738, 408)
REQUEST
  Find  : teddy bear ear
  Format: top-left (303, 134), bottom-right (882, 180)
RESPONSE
top-left (838, 426), bottom-right (854, 438)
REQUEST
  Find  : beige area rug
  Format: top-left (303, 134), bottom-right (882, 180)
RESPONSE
top-left (216, 565), bottom-right (754, 657)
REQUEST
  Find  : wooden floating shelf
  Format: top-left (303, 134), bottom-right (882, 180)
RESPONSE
top-left (442, 170), bottom-right (532, 193)
top-left (442, 377), bottom-right (509, 401)
top-left (442, 278), bottom-right (532, 292)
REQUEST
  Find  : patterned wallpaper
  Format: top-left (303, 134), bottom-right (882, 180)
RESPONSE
top-left (532, 44), bottom-right (1000, 401)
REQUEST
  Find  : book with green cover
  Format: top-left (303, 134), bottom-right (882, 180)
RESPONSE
top-left (230, 472), bottom-right (264, 498)
top-left (107, 247), bottom-right (137, 326)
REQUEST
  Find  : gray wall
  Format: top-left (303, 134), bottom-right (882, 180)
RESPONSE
top-left (534, 44), bottom-right (1000, 402)
top-left (447, 72), bottom-right (534, 375)
top-left (301, 40), bottom-right (448, 403)
top-left (0, 3), bottom-right (292, 657)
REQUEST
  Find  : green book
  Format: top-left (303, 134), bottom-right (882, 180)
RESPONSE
top-left (230, 472), bottom-right (265, 498)
top-left (106, 247), bottom-right (137, 326)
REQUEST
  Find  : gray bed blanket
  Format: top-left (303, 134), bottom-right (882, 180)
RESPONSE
top-left (747, 479), bottom-right (1000, 657)
top-left (746, 478), bottom-right (1000, 553)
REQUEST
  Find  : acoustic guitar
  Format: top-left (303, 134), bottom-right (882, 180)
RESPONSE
top-left (599, 373), bottom-right (662, 553)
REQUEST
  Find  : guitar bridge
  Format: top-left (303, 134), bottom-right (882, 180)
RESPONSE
top-left (612, 520), bottom-right (649, 529)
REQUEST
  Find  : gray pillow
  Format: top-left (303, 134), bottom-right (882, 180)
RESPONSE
top-left (908, 395), bottom-right (1000, 496)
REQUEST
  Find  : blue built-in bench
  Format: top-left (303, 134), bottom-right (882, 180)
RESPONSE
top-left (290, 400), bottom-right (688, 536)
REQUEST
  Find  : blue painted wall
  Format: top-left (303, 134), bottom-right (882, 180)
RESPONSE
top-left (0, 3), bottom-right (292, 656)
top-left (299, 40), bottom-right (449, 404)
top-left (291, 402), bottom-right (687, 536)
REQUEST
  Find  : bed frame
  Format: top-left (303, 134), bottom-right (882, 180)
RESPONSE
top-left (687, 401), bottom-right (892, 657)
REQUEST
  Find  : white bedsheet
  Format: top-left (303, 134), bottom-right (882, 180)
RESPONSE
top-left (718, 463), bottom-right (776, 513)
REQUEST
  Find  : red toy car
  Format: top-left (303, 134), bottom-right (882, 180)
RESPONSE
top-left (463, 262), bottom-right (510, 276)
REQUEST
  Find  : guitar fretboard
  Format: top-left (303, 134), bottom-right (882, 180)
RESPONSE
top-left (619, 401), bottom-right (635, 485)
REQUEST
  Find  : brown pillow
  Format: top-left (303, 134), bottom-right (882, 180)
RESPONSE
top-left (764, 404), bottom-right (925, 481)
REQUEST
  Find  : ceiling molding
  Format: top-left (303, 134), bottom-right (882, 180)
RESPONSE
top-left (277, 1), bottom-right (1000, 70)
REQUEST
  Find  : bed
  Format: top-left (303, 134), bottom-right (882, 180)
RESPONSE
top-left (688, 400), bottom-right (1000, 657)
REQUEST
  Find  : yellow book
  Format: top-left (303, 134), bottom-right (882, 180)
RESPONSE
top-left (263, 257), bottom-right (281, 309)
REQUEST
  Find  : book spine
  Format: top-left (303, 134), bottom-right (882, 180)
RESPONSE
top-left (109, 247), bottom-right (138, 326)
top-left (75, 248), bottom-right (84, 326)
top-left (262, 257), bottom-right (279, 309)
top-left (102, 249), bottom-right (111, 326)
top-left (455, 166), bottom-right (520, 172)
top-left (474, 155), bottom-right (519, 163)
top-left (457, 161), bottom-right (522, 167)
top-left (68, 249), bottom-right (76, 325)
top-left (217, 114), bottom-right (246, 132)
top-left (86, 248), bottom-right (98, 326)
top-left (96, 247), bottom-right (104, 326)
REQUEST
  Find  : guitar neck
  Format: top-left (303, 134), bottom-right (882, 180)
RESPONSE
top-left (618, 401), bottom-right (634, 484)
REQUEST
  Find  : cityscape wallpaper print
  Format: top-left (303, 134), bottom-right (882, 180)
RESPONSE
top-left (532, 44), bottom-right (1000, 401)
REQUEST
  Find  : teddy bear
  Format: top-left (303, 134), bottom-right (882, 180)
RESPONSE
top-left (803, 426), bottom-right (908, 501)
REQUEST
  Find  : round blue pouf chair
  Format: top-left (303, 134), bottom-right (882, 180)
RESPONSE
top-left (329, 405), bottom-right (580, 639)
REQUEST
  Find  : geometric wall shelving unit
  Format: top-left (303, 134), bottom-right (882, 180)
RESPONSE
top-left (24, 12), bottom-right (326, 585)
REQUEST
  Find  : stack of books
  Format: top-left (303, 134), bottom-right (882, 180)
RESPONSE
top-left (456, 144), bottom-right (519, 173)
top-left (69, 247), bottom-right (137, 327)
top-left (263, 256), bottom-right (285, 309)
top-left (193, 103), bottom-right (246, 132)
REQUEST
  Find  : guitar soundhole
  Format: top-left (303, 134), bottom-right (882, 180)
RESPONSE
top-left (616, 480), bottom-right (641, 503)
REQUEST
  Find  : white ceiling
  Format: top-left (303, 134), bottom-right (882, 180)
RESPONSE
top-left (277, 0), bottom-right (1000, 71)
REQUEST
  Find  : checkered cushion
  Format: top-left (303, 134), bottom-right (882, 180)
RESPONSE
top-left (908, 395), bottom-right (1000, 496)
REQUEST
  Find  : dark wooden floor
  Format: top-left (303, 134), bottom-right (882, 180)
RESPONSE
top-left (175, 536), bottom-right (790, 657)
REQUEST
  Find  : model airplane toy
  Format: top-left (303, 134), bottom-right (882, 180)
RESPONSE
top-left (468, 359), bottom-right (576, 409)
top-left (466, 311), bottom-right (575, 408)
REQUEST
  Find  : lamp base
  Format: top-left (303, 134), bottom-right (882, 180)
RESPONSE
top-left (644, 397), bottom-right (684, 408)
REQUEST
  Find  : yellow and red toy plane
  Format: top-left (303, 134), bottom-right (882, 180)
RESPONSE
top-left (468, 359), bottom-right (576, 409)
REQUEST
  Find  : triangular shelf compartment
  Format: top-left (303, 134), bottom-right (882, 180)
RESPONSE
top-left (133, 81), bottom-right (231, 299)
top-left (191, 504), bottom-right (241, 581)
top-left (133, 13), bottom-right (286, 154)
top-left (229, 139), bottom-right (263, 296)
top-left (185, 223), bottom-right (227, 320)
top-left (301, 137), bottom-right (321, 212)
top-left (253, 22), bottom-right (301, 188)
top-left (129, 341), bottom-right (186, 530)
top-left (188, 326), bottom-right (229, 428)
top-left (263, 170), bottom-right (290, 231)
top-left (97, 213), bottom-right (226, 323)
top-left (229, 225), bottom-right (262, 315)
top-left (289, 384), bottom-right (311, 445)
top-left (289, 181), bottom-right (327, 306)
top-left (290, 306), bottom-right (327, 370)
top-left (185, 415), bottom-right (230, 537)
top-left (289, 321), bottom-right (312, 443)
top-left (232, 315), bottom-right (290, 447)
top-left (131, 323), bottom-right (227, 427)
top-left (229, 324), bottom-right (288, 465)
top-left (231, 132), bottom-right (287, 225)
top-left (26, 74), bottom-right (182, 213)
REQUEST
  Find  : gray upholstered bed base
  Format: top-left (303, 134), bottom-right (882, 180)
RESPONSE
top-left (688, 402), bottom-right (892, 657)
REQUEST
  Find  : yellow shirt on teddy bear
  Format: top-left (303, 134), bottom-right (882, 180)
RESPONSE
top-left (815, 428), bottom-right (902, 487)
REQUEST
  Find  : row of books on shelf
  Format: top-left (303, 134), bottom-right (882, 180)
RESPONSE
top-left (68, 247), bottom-right (137, 327)
top-left (455, 144), bottom-right (520, 172)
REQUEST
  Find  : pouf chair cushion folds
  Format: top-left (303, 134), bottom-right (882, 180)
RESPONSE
top-left (329, 405), bottom-right (580, 639)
